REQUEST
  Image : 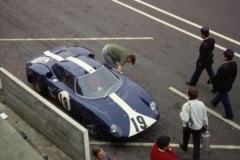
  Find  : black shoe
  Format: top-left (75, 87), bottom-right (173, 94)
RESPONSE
top-left (211, 100), bottom-right (216, 107)
top-left (186, 81), bottom-right (195, 86)
top-left (179, 143), bottom-right (187, 152)
top-left (222, 115), bottom-right (234, 120)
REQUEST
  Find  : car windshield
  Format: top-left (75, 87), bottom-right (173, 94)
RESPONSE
top-left (75, 66), bottom-right (122, 98)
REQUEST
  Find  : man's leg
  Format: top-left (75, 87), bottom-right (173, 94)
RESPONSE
top-left (188, 65), bottom-right (204, 86)
top-left (205, 65), bottom-right (214, 79)
top-left (181, 127), bottom-right (191, 150)
top-left (206, 65), bottom-right (216, 92)
top-left (219, 92), bottom-right (234, 118)
top-left (192, 129), bottom-right (201, 160)
top-left (102, 45), bottom-right (117, 69)
top-left (211, 93), bottom-right (221, 107)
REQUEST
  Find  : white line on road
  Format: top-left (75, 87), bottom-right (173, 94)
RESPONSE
top-left (135, 0), bottom-right (240, 46)
top-left (169, 86), bottom-right (240, 131)
top-left (90, 141), bottom-right (240, 149)
top-left (0, 37), bottom-right (154, 41)
top-left (111, 0), bottom-right (240, 58)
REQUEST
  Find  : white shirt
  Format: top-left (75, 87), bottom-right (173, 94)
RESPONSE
top-left (180, 99), bottom-right (208, 130)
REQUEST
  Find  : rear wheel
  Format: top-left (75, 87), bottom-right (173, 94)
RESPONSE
top-left (82, 116), bottom-right (100, 138)
top-left (32, 78), bottom-right (48, 97)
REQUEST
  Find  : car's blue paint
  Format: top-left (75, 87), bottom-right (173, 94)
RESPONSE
top-left (26, 46), bottom-right (160, 140)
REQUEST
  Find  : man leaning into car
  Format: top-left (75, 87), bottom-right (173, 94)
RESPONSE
top-left (102, 44), bottom-right (136, 72)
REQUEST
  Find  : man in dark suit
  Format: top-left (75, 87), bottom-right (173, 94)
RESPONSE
top-left (186, 27), bottom-right (215, 91)
top-left (209, 49), bottom-right (237, 120)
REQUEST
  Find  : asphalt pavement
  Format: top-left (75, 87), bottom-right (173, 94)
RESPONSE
top-left (1, 0), bottom-right (240, 159)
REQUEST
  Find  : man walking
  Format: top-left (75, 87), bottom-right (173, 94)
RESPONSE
top-left (102, 44), bottom-right (136, 72)
top-left (209, 49), bottom-right (237, 120)
top-left (179, 88), bottom-right (208, 160)
top-left (186, 27), bottom-right (215, 91)
top-left (150, 136), bottom-right (179, 160)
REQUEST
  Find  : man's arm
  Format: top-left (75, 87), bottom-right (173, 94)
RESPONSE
top-left (117, 65), bottom-right (122, 72)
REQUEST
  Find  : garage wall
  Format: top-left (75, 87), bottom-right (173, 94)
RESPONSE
top-left (0, 67), bottom-right (90, 160)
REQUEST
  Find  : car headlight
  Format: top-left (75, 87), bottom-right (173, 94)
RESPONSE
top-left (110, 124), bottom-right (122, 137)
top-left (150, 101), bottom-right (158, 114)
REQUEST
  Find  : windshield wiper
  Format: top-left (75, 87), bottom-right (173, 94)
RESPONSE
top-left (104, 83), bottom-right (116, 98)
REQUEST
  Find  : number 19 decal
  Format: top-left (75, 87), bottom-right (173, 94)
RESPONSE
top-left (131, 116), bottom-right (147, 132)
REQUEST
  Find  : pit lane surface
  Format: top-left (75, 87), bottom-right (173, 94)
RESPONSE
top-left (1, 0), bottom-right (240, 159)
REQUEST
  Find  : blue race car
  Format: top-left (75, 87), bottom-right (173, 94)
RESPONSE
top-left (26, 46), bottom-right (159, 140)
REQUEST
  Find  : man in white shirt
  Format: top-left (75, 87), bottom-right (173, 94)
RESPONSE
top-left (179, 88), bottom-right (208, 160)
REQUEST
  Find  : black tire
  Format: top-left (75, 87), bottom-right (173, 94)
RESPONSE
top-left (82, 116), bottom-right (100, 139)
top-left (32, 78), bottom-right (48, 97)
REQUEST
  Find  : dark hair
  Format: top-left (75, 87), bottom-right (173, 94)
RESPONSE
top-left (224, 51), bottom-right (234, 61)
top-left (201, 28), bottom-right (209, 37)
top-left (156, 136), bottom-right (171, 149)
top-left (188, 87), bottom-right (199, 100)
top-left (92, 145), bottom-right (101, 157)
top-left (128, 54), bottom-right (136, 65)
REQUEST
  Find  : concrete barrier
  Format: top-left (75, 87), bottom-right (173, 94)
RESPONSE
top-left (0, 67), bottom-right (90, 160)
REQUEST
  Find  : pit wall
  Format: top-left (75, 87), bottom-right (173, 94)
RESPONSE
top-left (0, 67), bottom-right (90, 160)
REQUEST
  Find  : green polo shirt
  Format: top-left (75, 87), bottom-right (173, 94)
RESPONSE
top-left (107, 44), bottom-right (129, 66)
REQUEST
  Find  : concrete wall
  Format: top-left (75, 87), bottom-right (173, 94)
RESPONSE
top-left (0, 67), bottom-right (90, 160)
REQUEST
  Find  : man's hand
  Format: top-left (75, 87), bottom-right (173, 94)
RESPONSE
top-left (117, 65), bottom-right (122, 72)
top-left (207, 79), bottom-right (212, 85)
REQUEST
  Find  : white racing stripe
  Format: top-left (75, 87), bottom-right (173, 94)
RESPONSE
top-left (66, 56), bottom-right (96, 74)
top-left (44, 51), bottom-right (64, 61)
top-left (43, 51), bottom-right (156, 137)
top-left (109, 93), bottom-right (157, 137)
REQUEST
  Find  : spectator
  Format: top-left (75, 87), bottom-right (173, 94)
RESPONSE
top-left (179, 88), bottom-right (208, 160)
top-left (150, 135), bottom-right (179, 160)
top-left (102, 44), bottom-right (136, 72)
top-left (92, 145), bottom-right (116, 160)
top-left (186, 27), bottom-right (215, 92)
top-left (209, 49), bottom-right (237, 120)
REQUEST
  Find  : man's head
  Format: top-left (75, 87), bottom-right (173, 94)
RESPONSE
top-left (223, 48), bottom-right (234, 61)
top-left (127, 54), bottom-right (136, 65)
top-left (187, 87), bottom-right (199, 100)
top-left (201, 26), bottom-right (209, 38)
top-left (156, 136), bottom-right (171, 150)
top-left (92, 145), bottom-right (105, 160)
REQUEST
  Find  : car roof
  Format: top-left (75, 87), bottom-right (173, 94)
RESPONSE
top-left (41, 46), bottom-right (103, 77)
top-left (56, 55), bottom-right (103, 77)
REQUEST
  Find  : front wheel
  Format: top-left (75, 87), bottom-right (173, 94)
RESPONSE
top-left (82, 116), bottom-right (100, 139)
top-left (32, 78), bottom-right (48, 97)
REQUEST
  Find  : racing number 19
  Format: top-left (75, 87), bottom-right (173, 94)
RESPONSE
top-left (131, 116), bottom-right (147, 132)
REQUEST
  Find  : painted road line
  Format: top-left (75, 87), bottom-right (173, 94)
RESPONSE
top-left (111, 0), bottom-right (240, 58)
top-left (0, 37), bottom-right (154, 41)
top-left (90, 141), bottom-right (240, 149)
top-left (169, 86), bottom-right (240, 131)
top-left (135, 0), bottom-right (240, 46)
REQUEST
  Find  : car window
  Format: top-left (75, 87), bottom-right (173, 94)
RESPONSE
top-left (62, 71), bottom-right (74, 90)
top-left (76, 66), bottom-right (122, 98)
top-left (52, 64), bottom-right (64, 81)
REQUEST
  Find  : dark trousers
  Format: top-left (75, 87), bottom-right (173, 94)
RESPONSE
top-left (212, 91), bottom-right (233, 117)
top-left (182, 127), bottom-right (201, 159)
top-left (189, 64), bottom-right (214, 85)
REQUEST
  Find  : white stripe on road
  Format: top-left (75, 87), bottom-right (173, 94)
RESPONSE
top-left (135, 0), bottom-right (240, 46)
top-left (169, 86), bottom-right (240, 131)
top-left (90, 141), bottom-right (240, 149)
top-left (111, 0), bottom-right (240, 58)
top-left (0, 37), bottom-right (154, 41)
top-left (44, 51), bottom-right (64, 61)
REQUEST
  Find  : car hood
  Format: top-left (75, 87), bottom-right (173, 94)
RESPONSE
top-left (90, 81), bottom-right (158, 138)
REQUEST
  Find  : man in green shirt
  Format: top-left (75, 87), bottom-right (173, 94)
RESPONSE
top-left (102, 44), bottom-right (136, 72)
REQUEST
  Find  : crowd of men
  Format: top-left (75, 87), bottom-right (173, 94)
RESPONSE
top-left (99, 26), bottom-right (237, 160)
